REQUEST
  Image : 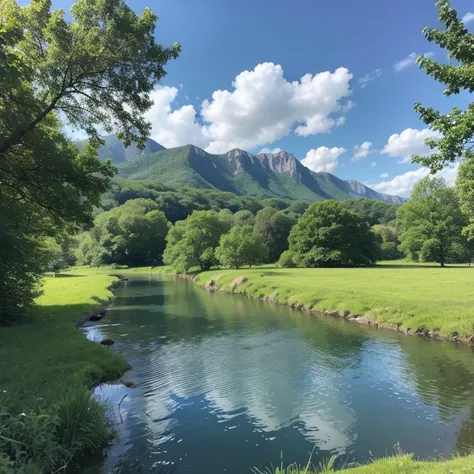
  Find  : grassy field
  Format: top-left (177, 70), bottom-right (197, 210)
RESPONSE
top-left (262, 454), bottom-right (474, 473)
top-left (191, 263), bottom-right (474, 342)
top-left (0, 273), bottom-right (130, 472)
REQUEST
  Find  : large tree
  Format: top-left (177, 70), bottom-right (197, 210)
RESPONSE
top-left (163, 211), bottom-right (230, 273)
top-left (76, 199), bottom-right (170, 267)
top-left (254, 207), bottom-right (296, 263)
top-left (413, 0), bottom-right (474, 171)
top-left (287, 201), bottom-right (377, 267)
top-left (0, 0), bottom-right (179, 324)
top-left (216, 226), bottom-right (268, 269)
top-left (397, 177), bottom-right (467, 266)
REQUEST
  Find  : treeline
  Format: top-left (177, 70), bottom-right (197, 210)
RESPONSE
top-left (71, 175), bottom-right (474, 272)
top-left (68, 181), bottom-right (399, 270)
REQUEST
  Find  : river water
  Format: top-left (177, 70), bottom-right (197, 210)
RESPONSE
top-left (82, 275), bottom-right (474, 473)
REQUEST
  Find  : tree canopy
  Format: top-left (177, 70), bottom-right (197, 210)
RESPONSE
top-left (216, 226), bottom-right (268, 269)
top-left (0, 0), bottom-right (179, 324)
top-left (413, 0), bottom-right (474, 171)
top-left (76, 199), bottom-right (170, 267)
top-left (397, 177), bottom-right (468, 266)
top-left (163, 211), bottom-right (230, 273)
top-left (286, 201), bottom-right (377, 267)
top-left (254, 207), bottom-right (296, 263)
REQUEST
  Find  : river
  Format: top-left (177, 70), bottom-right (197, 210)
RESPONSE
top-left (82, 275), bottom-right (474, 473)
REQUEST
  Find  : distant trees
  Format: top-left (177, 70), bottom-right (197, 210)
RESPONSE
top-left (77, 199), bottom-right (170, 267)
top-left (216, 226), bottom-right (268, 269)
top-left (372, 224), bottom-right (403, 261)
top-left (284, 201), bottom-right (377, 267)
top-left (254, 208), bottom-right (296, 263)
top-left (397, 177), bottom-right (468, 266)
top-left (344, 199), bottom-right (398, 226)
top-left (163, 211), bottom-right (230, 272)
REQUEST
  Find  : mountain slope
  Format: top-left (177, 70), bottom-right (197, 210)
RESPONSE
top-left (116, 144), bottom-right (403, 204)
top-left (75, 135), bottom-right (165, 164)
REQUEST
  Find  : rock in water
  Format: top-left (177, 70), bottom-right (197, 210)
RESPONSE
top-left (100, 338), bottom-right (115, 346)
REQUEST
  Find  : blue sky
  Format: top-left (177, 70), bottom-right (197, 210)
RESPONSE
top-left (55, 0), bottom-right (473, 196)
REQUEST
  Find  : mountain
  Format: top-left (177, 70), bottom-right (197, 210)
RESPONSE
top-left (75, 135), bottom-right (165, 164)
top-left (113, 142), bottom-right (404, 204)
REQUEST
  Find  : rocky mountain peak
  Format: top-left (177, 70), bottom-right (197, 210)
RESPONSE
top-left (257, 151), bottom-right (299, 175)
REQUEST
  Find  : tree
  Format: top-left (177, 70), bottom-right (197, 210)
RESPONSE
top-left (344, 199), bottom-right (398, 226)
top-left (397, 177), bottom-right (467, 266)
top-left (232, 210), bottom-right (255, 226)
top-left (163, 211), bottom-right (230, 273)
top-left (76, 199), bottom-right (170, 267)
top-left (0, 0), bottom-right (179, 324)
top-left (413, 0), bottom-right (474, 171)
top-left (372, 224), bottom-right (403, 260)
top-left (216, 226), bottom-right (268, 269)
top-left (254, 207), bottom-right (296, 263)
top-left (287, 201), bottom-right (377, 267)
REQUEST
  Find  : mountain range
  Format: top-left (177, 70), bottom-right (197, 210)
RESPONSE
top-left (78, 135), bottom-right (404, 204)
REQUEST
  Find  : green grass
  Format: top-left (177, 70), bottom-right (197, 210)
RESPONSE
top-left (258, 454), bottom-right (474, 473)
top-left (0, 273), bottom-right (130, 472)
top-left (191, 263), bottom-right (474, 341)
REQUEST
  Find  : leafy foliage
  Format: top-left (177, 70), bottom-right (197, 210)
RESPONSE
top-left (216, 226), bottom-right (268, 269)
top-left (413, 0), bottom-right (474, 171)
top-left (372, 224), bottom-right (403, 261)
top-left (0, 0), bottom-right (179, 324)
top-left (287, 201), bottom-right (377, 267)
top-left (163, 211), bottom-right (230, 272)
top-left (397, 177), bottom-right (468, 266)
top-left (344, 199), bottom-right (398, 226)
top-left (254, 208), bottom-right (296, 263)
top-left (77, 199), bottom-right (170, 267)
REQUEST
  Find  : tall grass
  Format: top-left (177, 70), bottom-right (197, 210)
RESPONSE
top-left (0, 390), bottom-right (111, 473)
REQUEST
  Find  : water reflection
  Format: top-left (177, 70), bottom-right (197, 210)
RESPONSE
top-left (83, 276), bottom-right (474, 474)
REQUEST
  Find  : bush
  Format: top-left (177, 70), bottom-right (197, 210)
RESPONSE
top-left (278, 250), bottom-right (296, 268)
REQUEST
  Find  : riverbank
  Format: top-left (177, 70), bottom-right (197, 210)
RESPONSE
top-left (190, 265), bottom-right (474, 343)
top-left (0, 273), bottom-right (130, 473)
top-left (271, 454), bottom-right (474, 473)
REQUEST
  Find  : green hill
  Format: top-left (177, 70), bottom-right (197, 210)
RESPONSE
top-left (75, 135), bottom-right (165, 164)
top-left (115, 143), bottom-right (404, 204)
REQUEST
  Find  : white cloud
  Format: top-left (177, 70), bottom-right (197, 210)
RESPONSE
top-left (381, 127), bottom-right (441, 163)
top-left (358, 68), bottom-right (383, 88)
top-left (301, 146), bottom-right (346, 173)
top-left (203, 63), bottom-right (353, 152)
top-left (352, 141), bottom-right (373, 160)
top-left (258, 147), bottom-right (282, 154)
top-left (145, 63), bottom-right (353, 153)
top-left (463, 12), bottom-right (474, 24)
top-left (393, 52), bottom-right (433, 72)
top-left (145, 86), bottom-right (208, 148)
top-left (370, 161), bottom-right (376, 167)
top-left (370, 164), bottom-right (459, 197)
top-left (380, 173), bottom-right (389, 178)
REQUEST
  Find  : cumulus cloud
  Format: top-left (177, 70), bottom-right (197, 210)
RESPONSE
top-left (393, 52), bottom-right (433, 72)
top-left (145, 63), bottom-right (354, 154)
top-left (380, 173), bottom-right (389, 178)
top-left (145, 86), bottom-right (208, 149)
top-left (301, 147), bottom-right (347, 173)
top-left (463, 12), bottom-right (474, 24)
top-left (381, 127), bottom-right (441, 163)
top-left (352, 141), bottom-right (373, 160)
top-left (258, 147), bottom-right (282, 154)
top-left (358, 69), bottom-right (383, 88)
top-left (370, 164), bottom-right (459, 197)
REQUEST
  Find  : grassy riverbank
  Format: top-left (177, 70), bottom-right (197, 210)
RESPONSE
top-left (192, 264), bottom-right (474, 342)
top-left (265, 453), bottom-right (474, 473)
top-left (0, 273), bottom-right (129, 473)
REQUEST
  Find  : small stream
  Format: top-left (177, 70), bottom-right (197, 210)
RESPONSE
top-left (82, 275), bottom-right (474, 473)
